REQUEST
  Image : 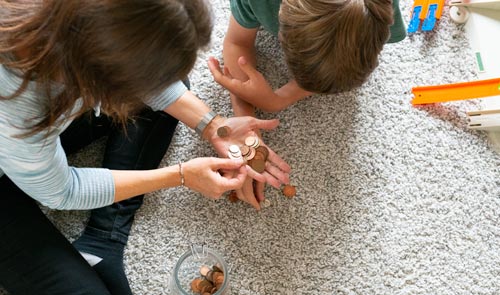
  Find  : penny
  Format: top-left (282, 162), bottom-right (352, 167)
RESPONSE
top-left (205, 270), bottom-right (214, 282)
top-left (255, 146), bottom-right (269, 159)
top-left (200, 265), bottom-right (210, 277)
top-left (250, 158), bottom-right (266, 173)
top-left (199, 280), bottom-right (213, 293)
top-left (253, 151), bottom-right (266, 160)
top-left (212, 265), bottom-right (223, 273)
top-left (282, 185), bottom-right (296, 198)
top-left (240, 145), bottom-right (250, 157)
top-left (191, 278), bottom-right (203, 293)
top-left (216, 126), bottom-right (231, 138)
top-left (213, 272), bottom-right (224, 285)
top-left (245, 147), bottom-right (256, 161)
top-left (244, 136), bottom-right (259, 148)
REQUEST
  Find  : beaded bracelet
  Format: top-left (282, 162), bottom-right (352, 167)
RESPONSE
top-left (178, 161), bottom-right (185, 186)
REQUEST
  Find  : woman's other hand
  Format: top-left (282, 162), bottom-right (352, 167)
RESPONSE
top-left (182, 157), bottom-right (246, 198)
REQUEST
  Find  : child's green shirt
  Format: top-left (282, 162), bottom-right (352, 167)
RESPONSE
top-left (230, 0), bottom-right (406, 43)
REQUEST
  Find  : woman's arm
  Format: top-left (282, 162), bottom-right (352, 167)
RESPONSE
top-left (112, 157), bottom-right (247, 202)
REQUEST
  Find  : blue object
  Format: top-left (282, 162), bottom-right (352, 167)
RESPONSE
top-left (408, 6), bottom-right (422, 33)
top-left (422, 4), bottom-right (438, 31)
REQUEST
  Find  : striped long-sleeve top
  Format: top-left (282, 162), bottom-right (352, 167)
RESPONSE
top-left (0, 64), bottom-right (187, 210)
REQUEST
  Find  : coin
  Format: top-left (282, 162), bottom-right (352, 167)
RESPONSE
top-left (244, 136), bottom-right (259, 148)
top-left (212, 265), bottom-right (223, 273)
top-left (228, 144), bottom-right (240, 154)
top-left (253, 151), bottom-right (266, 160)
top-left (282, 185), bottom-right (296, 198)
top-left (261, 199), bottom-right (271, 208)
top-left (200, 281), bottom-right (213, 293)
top-left (213, 272), bottom-right (224, 285)
top-left (250, 158), bottom-right (266, 173)
top-left (217, 126), bottom-right (231, 138)
top-left (200, 265), bottom-right (211, 277)
top-left (191, 278), bottom-right (203, 293)
top-left (228, 145), bottom-right (242, 159)
top-left (255, 146), bottom-right (269, 159)
top-left (240, 145), bottom-right (250, 157)
top-left (245, 147), bottom-right (256, 161)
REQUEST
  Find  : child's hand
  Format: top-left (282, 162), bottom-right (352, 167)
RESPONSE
top-left (208, 56), bottom-right (279, 111)
top-left (236, 177), bottom-right (262, 211)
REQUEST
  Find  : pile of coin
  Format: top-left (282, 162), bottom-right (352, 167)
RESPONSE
top-left (190, 264), bottom-right (225, 294)
top-left (226, 135), bottom-right (269, 174)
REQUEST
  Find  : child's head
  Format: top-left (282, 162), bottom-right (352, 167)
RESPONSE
top-left (0, 0), bottom-right (212, 134)
top-left (279, 0), bottom-right (393, 93)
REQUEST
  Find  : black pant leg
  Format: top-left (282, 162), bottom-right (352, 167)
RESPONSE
top-left (0, 177), bottom-right (111, 295)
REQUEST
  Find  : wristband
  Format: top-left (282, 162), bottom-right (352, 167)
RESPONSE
top-left (195, 110), bottom-right (217, 136)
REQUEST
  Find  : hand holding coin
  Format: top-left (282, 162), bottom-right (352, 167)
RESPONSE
top-left (207, 116), bottom-right (291, 187)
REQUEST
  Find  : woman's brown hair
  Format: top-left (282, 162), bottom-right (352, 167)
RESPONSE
top-left (279, 0), bottom-right (393, 94)
top-left (0, 0), bottom-right (212, 136)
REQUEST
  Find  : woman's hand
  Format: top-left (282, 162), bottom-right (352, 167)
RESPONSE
top-left (182, 157), bottom-right (247, 199)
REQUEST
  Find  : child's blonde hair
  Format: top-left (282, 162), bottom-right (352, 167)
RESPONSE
top-left (279, 0), bottom-right (393, 93)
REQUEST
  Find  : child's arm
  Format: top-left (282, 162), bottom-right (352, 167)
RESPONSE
top-left (210, 16), bottom-right (313, 113)
top-left (221, 15), bottom-right (259, 117)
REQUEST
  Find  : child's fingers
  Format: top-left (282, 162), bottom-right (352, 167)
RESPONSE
top-left (208, 57), bottom-right (224, 79)
top-left (208, 57), bottom-right (245, 92)
top-left (249, 118), bottom-right (280, 131)
top-left (245, 166), bottom-right (266, 182)
top-left (223, 66), bottom-right (234, 79)
top-left (254, 181), bottom-right (265, 202)
top-left (237, 56), bottom-right (260, 80)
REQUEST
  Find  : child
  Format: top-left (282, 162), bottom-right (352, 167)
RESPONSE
top-left (209, 0), bottom-right (406, 117)
top-left (0, 1), bottom-right (289, 294)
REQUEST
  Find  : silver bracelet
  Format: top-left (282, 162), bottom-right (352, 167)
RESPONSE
top-left (195, 110), bottom-right (217, 136)
top-left (178, 161), bottom-right (185, 186)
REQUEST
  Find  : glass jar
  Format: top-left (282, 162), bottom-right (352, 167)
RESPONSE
top-left (169, 245), bottom-right (230, 295)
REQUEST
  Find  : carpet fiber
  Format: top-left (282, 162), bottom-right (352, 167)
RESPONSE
top-left (2, 0), bottom-right (499, 294)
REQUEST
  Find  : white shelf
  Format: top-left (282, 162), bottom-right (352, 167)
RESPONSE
top-left (461, 7), bottom-right (500, 151)
top-left (450, 0), bottom-right (500, 10)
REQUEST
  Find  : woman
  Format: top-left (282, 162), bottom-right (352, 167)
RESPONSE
top-left (0, 0), bottom-right (291, 294)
